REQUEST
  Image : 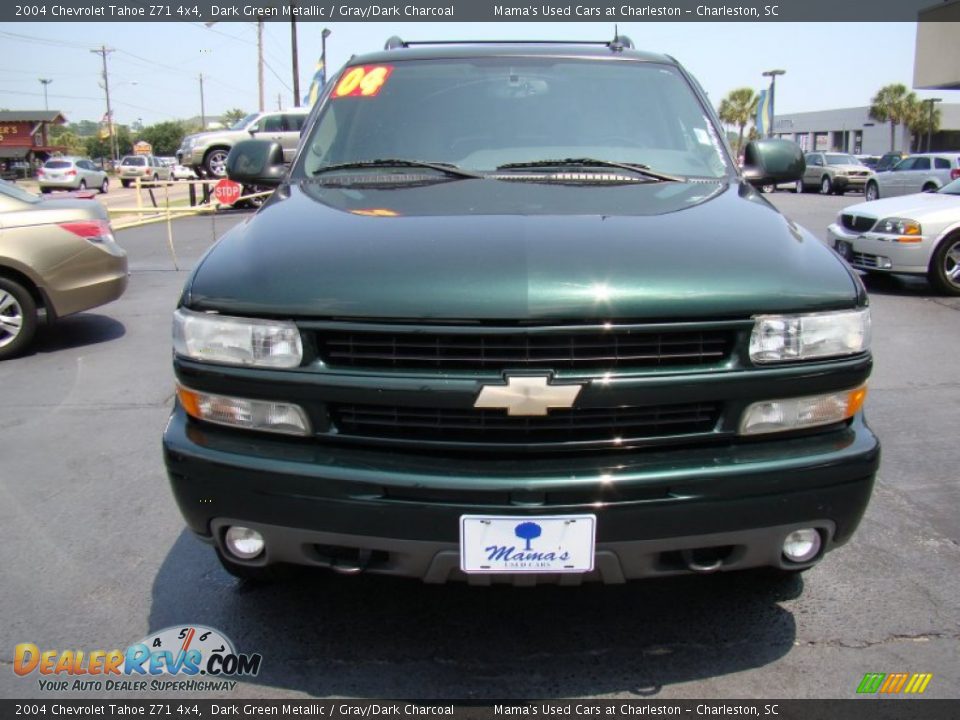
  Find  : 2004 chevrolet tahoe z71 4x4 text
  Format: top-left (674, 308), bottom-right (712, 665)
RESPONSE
top-left (163, 37), bottom-right (879, 585)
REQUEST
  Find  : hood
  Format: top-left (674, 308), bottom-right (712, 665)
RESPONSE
top-left (832, 164), bottom-right (872, 174)
top-left (841, 192), bottom-right (960, 220)
top-left (185, 178), bottom-right (861, 321)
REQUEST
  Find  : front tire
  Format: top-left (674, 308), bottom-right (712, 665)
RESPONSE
top-left (929, 234), bottom-right (960, 296)
top-left (100, 178), bottom-right (109, 194)
top-left (0, 277), bottom-right (38, 360)
top-left (203, 148), bottom-right (230, 178)
top-left (865, 182), bottom-right (879, 201)
top-left (820, 176), bottom-right (832, 195)
top-left (78, 180), bottom-right (87, 190)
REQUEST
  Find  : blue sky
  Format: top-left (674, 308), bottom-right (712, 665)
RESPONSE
top-left (1, 21), bottom-right (956, 126)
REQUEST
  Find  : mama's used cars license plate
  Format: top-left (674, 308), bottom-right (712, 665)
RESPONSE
top-left (460, 515), bottom-right (596, 574)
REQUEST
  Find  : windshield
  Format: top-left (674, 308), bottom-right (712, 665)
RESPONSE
top-left (938, 178), bottom-right (960, 195)
top-left (121, 156), bottom-right (146, 166)
top-left (0, 178), bottom-right (40, 204)
top-left (298, 58), bottom-right (730, 178)
top-left (825, 154), bottom-right (859, 166)
top-left (231, 113), bottom-right (259, 131)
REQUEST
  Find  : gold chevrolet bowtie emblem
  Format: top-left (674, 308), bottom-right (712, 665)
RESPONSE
top-left (473, 375), bottom-right (583, 416)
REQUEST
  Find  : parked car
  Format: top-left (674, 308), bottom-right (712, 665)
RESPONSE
top-left (0, 179), bottom-right (127, 359)
top-left (164, 38), bottom-right (877, 586)
top-left (117, 155), bottom-right (172, 188)
top-left (856, 155), bottom-right (880, 170)
top-left (828, 177), bottom-right (960, 294)
top-left (874, 151), bottom-right (907, 173)
top-left (171, 164), bottom-right (198, 181)
top-left (176, 108), bottom-right (309, 179)
top-left (864, 152), bottom-right (960, 201)
top-left (37, 157), bottom-right (110, 194)
top-left (799, 152), bottom-right (873, 195)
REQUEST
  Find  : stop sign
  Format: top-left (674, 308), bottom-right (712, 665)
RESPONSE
top-left (213, 178), bottom-right (242, 206)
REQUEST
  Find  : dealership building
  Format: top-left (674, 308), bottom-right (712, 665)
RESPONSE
top-left (771, 104), bottom-right (960, 156)
top-left (771, 3), bottom-right (960, 157)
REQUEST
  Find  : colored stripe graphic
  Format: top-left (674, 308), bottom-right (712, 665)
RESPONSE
top-left (857, 672), bottom-right (932, 694)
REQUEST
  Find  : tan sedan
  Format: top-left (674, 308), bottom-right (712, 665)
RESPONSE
top-left (0, 180), bottom-right (128, 359)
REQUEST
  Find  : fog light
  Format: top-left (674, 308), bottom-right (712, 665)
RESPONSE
top-left (224, 526), bottom-right (265, 560)
top-left (782, 528), bottom-right (821, 563)
top-left (877, 256), bottom-right (893, 269)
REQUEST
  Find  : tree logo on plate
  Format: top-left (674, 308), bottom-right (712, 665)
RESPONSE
top-left (514, 522), bottom-right (542, 551)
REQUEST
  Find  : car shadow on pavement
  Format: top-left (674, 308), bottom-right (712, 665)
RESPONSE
top-left (30, 313), bottom-right (126, 354)
top-left (149, 531), bottom-right (800, 698)
top-left (859, 272), bottom-right (941, 297)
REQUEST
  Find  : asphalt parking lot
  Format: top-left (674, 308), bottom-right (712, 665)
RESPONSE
top-left (1, 190), bottom-right (958, 700)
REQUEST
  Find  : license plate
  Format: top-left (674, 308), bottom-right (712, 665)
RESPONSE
top-left (834, 239), bottom-right (853, 260)
top-left (460, 514), bottom-right (596, 574)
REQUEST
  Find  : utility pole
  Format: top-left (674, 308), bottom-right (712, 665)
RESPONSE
top-left (199, 73), bottom-right (206, 130)
top-left (761, 69), bottom-right (785, 139)
top-left (90, 45), bottom-right (117, 163)
top-left (290, 4), bottom-right (300, 106)
top-left (924, 98), bottom-right (942, 152)
top-left (321, 28), bottom-right (331, 85)
top-left (39, 78), bottom-right (52, 110)
top-left (277, 93), bottom-right (282, 111)
top-left (257, 20), bottom-right (265, 111)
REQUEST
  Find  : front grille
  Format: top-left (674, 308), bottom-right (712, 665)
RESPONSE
top-left (330, 402), bottom-right (721, 444)
top-left (851, 252), bottom-right (879, 268)
top-left (849, 171), bottom-right (869, 177)
top-left (318, 328), bottom-right (734, 371)
top-left (841, 214), bottom-right (876, 232)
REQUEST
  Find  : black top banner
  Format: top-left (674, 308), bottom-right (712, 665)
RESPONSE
top-left (5, 0), bottom-right (960, 23)
top-left (3, 700), bottom-right (960, 720)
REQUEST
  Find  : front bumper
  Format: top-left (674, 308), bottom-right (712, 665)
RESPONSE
top-left (163, 406), bottom-right (880, 584)
top-left (832, 175), bottom-right (869, 191)
top-left (828, 223), bottom-right (931, 274)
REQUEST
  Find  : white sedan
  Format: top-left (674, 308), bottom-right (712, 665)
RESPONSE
top-left (827, 178), bottom-right (960, 295)
top-left (170, 165), bottom-right (198, 180)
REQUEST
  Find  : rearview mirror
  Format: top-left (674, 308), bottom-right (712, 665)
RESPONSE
top-left (742, 139), bottom-right (805, 187)
top-left (226, 140), bottom-right (286, 187)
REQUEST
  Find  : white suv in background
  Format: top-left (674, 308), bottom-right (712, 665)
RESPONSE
top-left (865, 152), bottom-right (960, 201)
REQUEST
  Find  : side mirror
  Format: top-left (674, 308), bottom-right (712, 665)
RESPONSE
top-left (226, 140), bottom-right (286, 187)
top-left (742, 139), bottom-right (805, 187)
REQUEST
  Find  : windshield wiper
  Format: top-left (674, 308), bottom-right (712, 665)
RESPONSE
top-left (312, 159), bottom-right (483, 179)
top-left (496, 158), bottom-right (682, 183)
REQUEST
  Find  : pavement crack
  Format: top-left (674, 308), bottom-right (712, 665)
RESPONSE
top-left (796, 631), bottom-right (958, 649)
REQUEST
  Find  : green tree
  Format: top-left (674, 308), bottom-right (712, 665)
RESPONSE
top-left (906, 99), bottom-right (942, 152)
top-left (138, 121), bottom-right (186, 156)
top-left (869, 83), bottom-right (915, 152)
top-left (221, 108), bottom-right (248, 127)
top-left (48, 129), bottom-right (87, 156)
top-left (718, 88), bottom-right (759, 158)
top-left (85, 125), bottom-right (133, 162)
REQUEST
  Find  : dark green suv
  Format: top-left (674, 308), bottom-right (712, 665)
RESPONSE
top-left (163, 38), bottom-right (879, 585)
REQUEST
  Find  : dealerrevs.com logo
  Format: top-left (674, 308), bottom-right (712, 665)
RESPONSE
top-left (14, 625), bottom-right (262, 692)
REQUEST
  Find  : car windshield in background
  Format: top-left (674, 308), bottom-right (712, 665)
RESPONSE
top-left (230, 113), bottom-right (259, 130)
top-left (299, 58), bottom-right (730, 179)
top-left (938, 178), bottom-right (960, 195)
top-left (0, 178), bottom-right (40, 204)
top-left (44, 160), bottom-right (72, 169)
top-left (122, 157), bottom-right (146, 166)
top-left (825, 154), bottom-right (860, 165)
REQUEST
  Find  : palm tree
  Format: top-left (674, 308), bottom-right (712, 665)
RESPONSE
top-left (869, 84), bottom-right (915, 152)
top-left (906, 99), bottom-right (942, 152)
top-left (718, 88), bottom-right (759, 158)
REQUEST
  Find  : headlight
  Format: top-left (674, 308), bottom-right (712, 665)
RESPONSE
top-left (874, 217), bottom-right (921, 236)
top-left (739, 385), bottom-right (867, 435)
top-left (177, 384), bottom-right (311, 436)
top-left (173, 308), bottom-right (303, 368)
top-left (749, 308), bottom-right (870, 364)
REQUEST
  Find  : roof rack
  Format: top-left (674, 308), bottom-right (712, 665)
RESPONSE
top-left (383, 37), bottom-right (635, 51)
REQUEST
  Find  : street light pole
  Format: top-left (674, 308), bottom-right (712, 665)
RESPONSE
top-left (199, 73), bottom-right (206, 130)
top-left (924, 98), bottom-right (942, 152)
top-left (290, 4), bottom-right (300, 106)
top-left (91, 45), bottom-right (118, 163)
top-left (761, 69), bottom-right (785, 139)
top-left (39, 78), bottom-right (52, 110)
top-left (321, 28), bottom-right (331, 86)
